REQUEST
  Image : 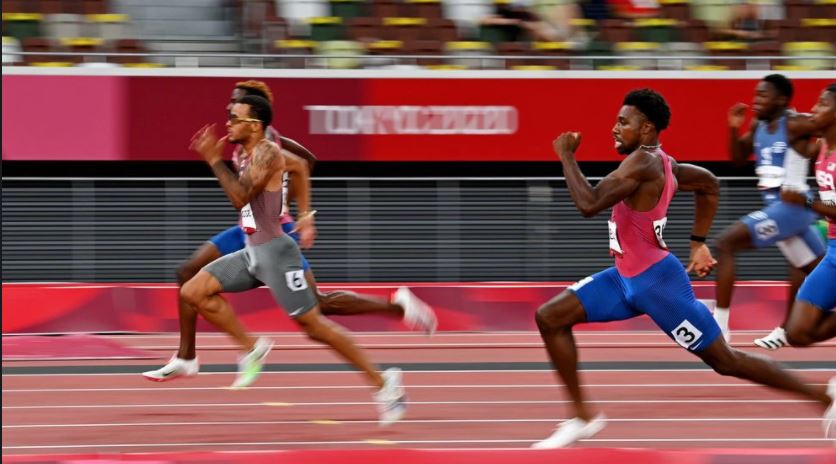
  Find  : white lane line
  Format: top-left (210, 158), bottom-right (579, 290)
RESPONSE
top-left (128, 342), bottom-right (702, 349)
top-left (2, 437), bottom-right (830, 451)
top-left (3, 417), bottom-right (821, 429)
top-left (77, 330), bottom-right (778, 339)
top-left (3, 383), bottom-right (829, 393)
top-left (2, 399), bottom-right (817, 410)
top-left (4, 368), bottom-right (834, 377)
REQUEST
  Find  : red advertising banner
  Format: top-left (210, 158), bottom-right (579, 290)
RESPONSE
top-left (3, 69), bottom-right (833, 162)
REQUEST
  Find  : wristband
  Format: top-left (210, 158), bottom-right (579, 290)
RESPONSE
top-left (298, 210), bottom-right (318, 220)
top-left (690, 235), bottom-right (707, 243)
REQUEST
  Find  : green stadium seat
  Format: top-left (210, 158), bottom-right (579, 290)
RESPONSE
top-left (632, 18), bottom-right (682, 43)
top-left (2, 13), bottom-right (44, 42)
top-left (330, 0), bottom-right (368, 19)
top-left (307, 16), bottom-right (346, 41)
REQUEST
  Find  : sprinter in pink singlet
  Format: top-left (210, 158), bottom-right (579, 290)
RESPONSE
top-left (531, 89), bottom-right (835, 448)
top-left (781, 84), bottom-right (836, 353)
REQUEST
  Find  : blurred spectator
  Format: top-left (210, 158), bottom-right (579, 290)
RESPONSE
top-left (533, 0), bottom-right (590, 44)
top-left (480, 0), bottom-right (587, 43)
top-left (480, 1), bottom-right (548, 42)
top-left (717, 2), bottom-right (771, 41)
top-left (579, 0), bottom-right (612, 20)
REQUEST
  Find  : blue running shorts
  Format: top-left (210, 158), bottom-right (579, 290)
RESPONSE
top-left (796, 240), bottom-right (836, 312)
top-left (570, 254), bottom-right (722, 352)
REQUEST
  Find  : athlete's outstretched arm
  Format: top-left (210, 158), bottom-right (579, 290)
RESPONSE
top-left (553, 132), bottom-right (649, 218)
top-left (279, 136), bottom-right (317, 171)
top-left (728, 104), bottom-right (754, 166)
top-left (191, 125), bottom-right (284, 209)
top-left (782, 189), bottom-right (836, 220)
top-left (787, 111), bottom-right (830, 143)
top-left (672, 160), bottom-right (720, 277)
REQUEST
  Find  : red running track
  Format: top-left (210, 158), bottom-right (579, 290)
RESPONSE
top-left (2, 331), bottom-right (835, 462)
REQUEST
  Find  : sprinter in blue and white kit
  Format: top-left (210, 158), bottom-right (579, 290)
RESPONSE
top-left (715, 74), bottom-right (828, 350)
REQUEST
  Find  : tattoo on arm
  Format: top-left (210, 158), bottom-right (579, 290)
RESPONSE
top-left (241, 141), bottom-right (282, 198)
top-left (211, 161), bottom-right (249, 209)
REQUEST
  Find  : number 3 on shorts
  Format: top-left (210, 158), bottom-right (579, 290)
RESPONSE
top-left (285, 270), bottom-right (308, 291)
top-left (671, 320), bottom-right (703, 350)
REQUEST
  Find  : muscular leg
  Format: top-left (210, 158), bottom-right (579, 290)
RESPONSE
top-left (175, 243), bottom-right (222, 360)
top-left (181, 270), bottom-right (257, 352)
top-left (785, 266), bottom-right (805, 327)
top-left (534, 290), bottom-right (595, 421)
top-left (295, 306), bottom-right (385, 388)
top-left (784, 257), bottom-right (822, 327)
top-left (714, 222), bottom-right (755, 311)
top-left (303, 271), bottom-right (404, 318)
top-left (786, 301), bottom-right (836, 346)
top-left (696, 337), bottom-right (831, 408)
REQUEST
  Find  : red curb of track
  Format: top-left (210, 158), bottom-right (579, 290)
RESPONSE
top-left (4, 448), bottom-right (836, 464)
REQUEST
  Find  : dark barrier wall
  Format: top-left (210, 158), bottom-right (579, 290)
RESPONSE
top-left (2, 177), bottom-right (806, 283)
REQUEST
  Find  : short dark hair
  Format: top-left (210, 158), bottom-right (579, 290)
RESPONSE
top-left (762, 74), bottom-right (793, 100)
top-left (235, 80), bottom-right (274, 104)
top-left (238, 95), bottom-right (273, 128)
top-left (623, 88), bottom-right (671, 132)
top-left (828, 83), bottom-right (836, 94)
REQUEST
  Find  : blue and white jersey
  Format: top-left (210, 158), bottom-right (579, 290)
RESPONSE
top-left (753, 114), bottom-right (809, 196)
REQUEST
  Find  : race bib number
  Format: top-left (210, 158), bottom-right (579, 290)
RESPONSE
top-left (653, 217), bottom-right (668, 249)
top-left (820, 189), bottom-right (836, 205)
top-left (754, 219), bottom-right (779, 241)
top-left (608, 220), bottom-right (623, 255)
top-left (241, 203), bottom-right (257, 234)
top-left (671, 319), bottom-right (703, 350)
top-left (280, 172), bottom-right (290, 216)
top-left (285, 270), bottom-right (308, 291)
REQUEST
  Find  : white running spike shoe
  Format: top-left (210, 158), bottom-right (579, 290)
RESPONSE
top-left (231, 337), bottom-right (274, 389)
top-left (142, 355), bottom-right (199, 382)
top-left (394, 287), bottom-right (438, 335)
top-left (753, 327), bottom-right (788, 351)
top-left (531, 413), bottom-right (607, 448)
top-left (374, 367), bottom-right (407, 427)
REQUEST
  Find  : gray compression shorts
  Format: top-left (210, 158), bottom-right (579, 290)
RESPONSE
top-left (203, 233), bottom-right (317, 318)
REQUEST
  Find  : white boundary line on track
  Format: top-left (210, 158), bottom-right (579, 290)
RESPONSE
top-left (2, 399), bottom-right (818, 410)
top-left (109, 339), bottom-right (756, 348)
top-left (0, 330), bottom-right (782, 337)
top-left (4, 368), bottom-right (834, 377)
top-left (5, 382), bottom-right (828, 393)
top-left (3, 437), bottom-right (832, 451)
top-left (2, 417), bottom-right (821, 429)
top-left (3, 283), bottom-right (793, 291)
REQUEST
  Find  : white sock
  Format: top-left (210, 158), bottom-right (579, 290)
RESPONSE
top-left (714, 307), bottom-right (730, 331)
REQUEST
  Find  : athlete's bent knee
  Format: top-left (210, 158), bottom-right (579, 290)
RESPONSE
top-left (714, 235), bottom-right (735, 255)
top-left (714, 224), bottom-right (749, 255)
top-left (179, 280), bottom-right (204, 309)
top-left (785, 329), bottom-right (814, 347)
top-left (535, 295), bottom-right (575, 332)
top-left (176, 261), bottom-right (201, 286)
